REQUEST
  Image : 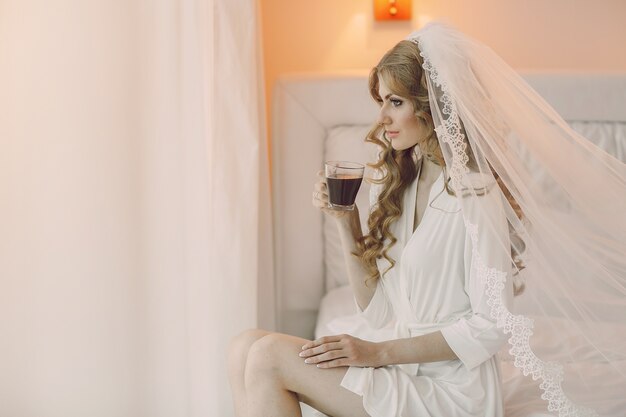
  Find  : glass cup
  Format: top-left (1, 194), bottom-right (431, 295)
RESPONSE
top-left (324, 161), bottom-right (365, 211)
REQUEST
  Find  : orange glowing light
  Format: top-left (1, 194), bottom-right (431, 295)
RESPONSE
top-left (374, 0), bottom-right (411, 21)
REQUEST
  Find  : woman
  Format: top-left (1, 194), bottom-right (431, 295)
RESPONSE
top-left (229, 22), bottom-right (626, 417)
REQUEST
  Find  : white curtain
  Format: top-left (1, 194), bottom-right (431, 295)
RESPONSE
top-left (0, 1), bottom-right (272, 416)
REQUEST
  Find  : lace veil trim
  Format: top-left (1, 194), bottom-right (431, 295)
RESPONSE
top-left (413, 36), bottom-right (599, 417)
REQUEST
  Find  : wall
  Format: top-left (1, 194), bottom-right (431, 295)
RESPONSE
top-left (260, 0), bottom-right (626, 128)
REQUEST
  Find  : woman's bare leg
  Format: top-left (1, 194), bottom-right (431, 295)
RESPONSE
top-left (228, 329), bottom-right (272, 417)
top-left (245, 332), bottom-right (370, 417)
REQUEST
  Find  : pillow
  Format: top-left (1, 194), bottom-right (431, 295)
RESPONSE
top-left (323, 125), bottom-right (379, 290)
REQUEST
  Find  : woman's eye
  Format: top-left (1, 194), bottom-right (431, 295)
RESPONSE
top-left (390, 99), bottom-right (403, 107)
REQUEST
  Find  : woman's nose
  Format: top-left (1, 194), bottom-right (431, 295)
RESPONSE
top-left (377, 109), bottom-right (391, 126)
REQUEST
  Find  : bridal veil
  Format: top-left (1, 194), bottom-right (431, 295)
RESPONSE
top-left (407, 22), bottom-right (626, 416)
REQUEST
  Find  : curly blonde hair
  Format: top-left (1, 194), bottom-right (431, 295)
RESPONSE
top-left (355, 40), bottom-right (443, 285)
top-left (356, 40), bottom-right (525, 290)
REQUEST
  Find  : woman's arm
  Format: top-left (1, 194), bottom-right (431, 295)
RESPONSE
top-left (299, 331), bottom-right (457, 368)
top-left (313, 170), bottom-right (377, 310)
top-left (377, 331), bottom-right (458, 366)
top-left (333, 207), bottom-right (377, 310)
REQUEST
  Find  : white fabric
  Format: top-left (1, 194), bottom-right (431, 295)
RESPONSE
top-left (0, 1), bottom-right (269, 416)
top-left (409, 22), bottom-right (626, 417)
top-left (302, 24), bottom-right (626, 417)
top-left (320, 120), bottom-right (626, 295)
top-left (333, 161), bottom-right (513, 416)
top-left (272, 73), bottom-right (626, 343)
top-left (308, 116), bottom-right (626, 417)
top-left (312, 286), bottom-right (626, 417)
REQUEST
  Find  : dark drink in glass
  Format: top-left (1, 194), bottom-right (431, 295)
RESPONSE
top-left (324, 161), bottom-right (364, 211)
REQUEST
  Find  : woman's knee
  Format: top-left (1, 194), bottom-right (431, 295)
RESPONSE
top-left (228, 328), bottom-right (272, 371)
top-left (244, 333), bottom-right (287, 382)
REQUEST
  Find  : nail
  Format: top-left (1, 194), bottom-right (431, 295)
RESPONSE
top-left (304, 359), bottom-right (311, 364)
top-left (298, 352), bottom-right (305, 357)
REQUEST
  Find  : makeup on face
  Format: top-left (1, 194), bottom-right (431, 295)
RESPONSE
top-left (377, 77), bottom-right (428, 151)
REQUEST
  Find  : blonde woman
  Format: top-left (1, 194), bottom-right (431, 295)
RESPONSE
top-left (228, 22), bottom-right (626, 417)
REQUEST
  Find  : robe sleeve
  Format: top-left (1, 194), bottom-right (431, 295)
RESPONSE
top-left (440, 189), bottom-right (515, 371)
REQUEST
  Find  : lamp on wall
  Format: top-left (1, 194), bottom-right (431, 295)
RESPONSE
top-left (374, 0), bottom-right (411, 21)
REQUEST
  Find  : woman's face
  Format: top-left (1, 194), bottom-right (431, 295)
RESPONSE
top-left (376, 76), bottom-right (429, 151)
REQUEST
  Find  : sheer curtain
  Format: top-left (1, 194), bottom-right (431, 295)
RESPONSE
top-left (0, 0), bottom-right (271, 416)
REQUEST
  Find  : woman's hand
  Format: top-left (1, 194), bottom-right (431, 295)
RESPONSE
top-left (299, 334), bottom-right (385, 369)
top-left (312, 170), bottom-right (358, 221)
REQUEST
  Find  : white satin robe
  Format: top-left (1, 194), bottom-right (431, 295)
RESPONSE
top-left (339, 166), bottom-right (514, 417)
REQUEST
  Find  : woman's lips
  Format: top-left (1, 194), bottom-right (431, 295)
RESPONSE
top-left (386, 131), bottom-right (399, 138)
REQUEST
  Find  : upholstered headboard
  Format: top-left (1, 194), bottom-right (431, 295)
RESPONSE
top-left (271, 72), bottom-right (626, 339)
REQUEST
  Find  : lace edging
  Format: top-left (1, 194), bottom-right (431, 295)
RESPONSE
top-left (465, 224), bottom-right (597, 417)
top-left (417, 39), bottom-right (598, 417)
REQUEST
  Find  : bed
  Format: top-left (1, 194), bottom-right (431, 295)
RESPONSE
top-left (270, 71), bottom-right (626, 416)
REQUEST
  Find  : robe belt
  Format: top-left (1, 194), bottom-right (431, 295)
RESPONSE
top-left (394, 320), bottom-right (453, 376)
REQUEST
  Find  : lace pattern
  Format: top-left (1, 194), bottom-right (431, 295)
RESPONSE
top-left (415, 37), bottom-right (599, 417)
top-left (466, 224), bottom-right (597, 417)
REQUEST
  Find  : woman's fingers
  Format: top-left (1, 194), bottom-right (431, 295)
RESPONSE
top-left (312, 169), bottom-right (329, 208)
top-left (316, 358), bottom-right (349, 369)
top-left (302, 335), bottom-right (344, 350)
top-left (299, 340), bottom-right (350, 366)
top-left (314, 181), bottom-right (327, 192)
top-left (303, 349), bottom-right (347, 365)
top-left (311, 173), bottom-right (353, 219)
top-left (299, 342), bottom-right (343, 359)
top-left (299, 335), bottom-right (363, 368)
top-left (299, 335), bottom-right (376, 368)
top-left (300, 336), bottom-right (349, 356)
top-left (312, 189), bottom-right (328, 207)
top-left (312, 178), bottom-right (331, 211)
